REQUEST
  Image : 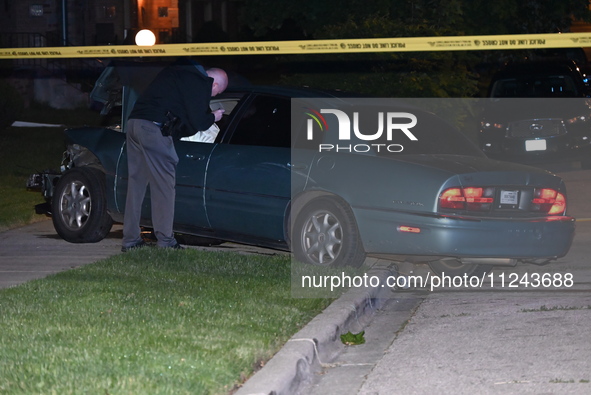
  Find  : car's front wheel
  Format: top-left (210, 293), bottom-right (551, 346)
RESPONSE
top-left (292, 198), bottom-right (366, 268)
top-left (52, 167), bottom-right (113, 243)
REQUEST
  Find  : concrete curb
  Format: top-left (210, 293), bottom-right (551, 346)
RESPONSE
top-left (235, 259), bottom-right (398, 395)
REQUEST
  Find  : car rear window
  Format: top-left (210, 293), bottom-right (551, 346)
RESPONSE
top-left (490, 74), bottom-right (580, 98)
top-left (374, 111), bottom-right (484, 157)
top-left (291, 98), bottom-right (485, 157)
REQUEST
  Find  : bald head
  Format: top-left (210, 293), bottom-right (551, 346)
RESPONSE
top-left (206, 68), bottom-right (228, 97)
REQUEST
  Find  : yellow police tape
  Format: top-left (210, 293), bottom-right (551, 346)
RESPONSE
top-left (1, 32), bottom-right (591, 59)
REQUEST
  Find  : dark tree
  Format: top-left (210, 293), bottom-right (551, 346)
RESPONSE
top-left (238, 0), bottom-right (591, 97)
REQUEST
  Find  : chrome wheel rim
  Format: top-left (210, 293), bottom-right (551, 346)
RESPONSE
top-left (300, 210), bottom-right (343, 265)
top-left (58, 180), bottom-right (91, 231)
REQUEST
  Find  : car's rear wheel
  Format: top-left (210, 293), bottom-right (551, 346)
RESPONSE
top-left (292, 198), bottom-right (366, 268)
top-left (52, 167), bottom-right (113, 243)
top-left (428, 258), bottom-right (492, 278)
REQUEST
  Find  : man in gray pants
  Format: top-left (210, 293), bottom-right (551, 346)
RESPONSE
top-left (121, 58), bottom-right (227, 251)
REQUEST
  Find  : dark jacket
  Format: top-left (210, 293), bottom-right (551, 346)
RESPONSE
top-left (129, 59), bottom-right (214, 134)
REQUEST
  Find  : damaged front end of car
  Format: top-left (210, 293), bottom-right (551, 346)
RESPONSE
top-left (26, 143), bottom-right (101, 216)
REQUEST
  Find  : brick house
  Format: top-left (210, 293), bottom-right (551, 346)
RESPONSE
top-left (0, 0), bottom-right (241, 108)
top-left (0, 0), bottom-right (240, 47)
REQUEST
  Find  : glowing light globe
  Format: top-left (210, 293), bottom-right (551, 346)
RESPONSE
top-left (135, 29), bottom-right (156, 46)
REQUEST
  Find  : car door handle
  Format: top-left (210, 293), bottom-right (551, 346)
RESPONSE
top-left (288, 162), bottom-right (307, 170)
top-left (186, 154), bottom-right (206, 161)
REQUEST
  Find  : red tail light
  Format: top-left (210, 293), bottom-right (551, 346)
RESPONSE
top-left (439, 187), bottom-right (494, 211)
top-left (440, 186), bottom-right (567, 215)
top-left (532, 188), bottom-right (566, 215)
top-left (439, 188), bottom-right (464, 209)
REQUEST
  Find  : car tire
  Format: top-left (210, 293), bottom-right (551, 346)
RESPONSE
top-left (428, 258), bottom-right (492, 278)
top-left (52, 167), bottom-right (113, 243)
top-left (292, 197), bottom-right (366, 268)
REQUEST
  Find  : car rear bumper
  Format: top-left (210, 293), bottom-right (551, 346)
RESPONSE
top-left (356, 209), bottom-right (576, 259)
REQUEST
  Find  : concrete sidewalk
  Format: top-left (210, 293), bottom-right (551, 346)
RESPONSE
top-left (0, 220), bottom-right (292, 289)
top-left (0, 220), bottom-right (123, 289)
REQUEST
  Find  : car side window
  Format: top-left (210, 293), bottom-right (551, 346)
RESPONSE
top-left (228, 95), bottom-right (291, 148)
top-left (180, 99), bottom-right (239, 143)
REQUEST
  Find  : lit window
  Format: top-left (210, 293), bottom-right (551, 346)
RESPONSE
top-left (30, 4), bottom-right (43, 17)
top-left (158, 7), bottom-right (168, 17)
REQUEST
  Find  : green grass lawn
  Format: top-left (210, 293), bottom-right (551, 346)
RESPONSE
top-left (0, 248), bottom-right (331, 394)
top-left (0, 108), bottom-right (334, 394)
top-left (0, 104), bottom-right (105, 231)
top-left (0, 126), bottom-right (66, 231)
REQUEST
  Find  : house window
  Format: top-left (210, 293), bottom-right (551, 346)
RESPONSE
top-left (29, 4), bottom-right (43, 17)
top-left (158, 7), bottom-right (168, 17)
top-left (103, 6), bottom-right (116, 18)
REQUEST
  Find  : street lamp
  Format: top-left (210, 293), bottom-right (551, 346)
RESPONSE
top-left (135, 29), bottom-right (156, 46)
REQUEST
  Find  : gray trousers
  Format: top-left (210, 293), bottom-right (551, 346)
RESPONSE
top-left (122, 119), bottom-right (179, 248)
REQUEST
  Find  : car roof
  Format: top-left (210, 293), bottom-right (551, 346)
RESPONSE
top-left (90, 59), bottom-right (366, 130)
top-left (91, 59), bottom-right (362, 105)
top-left (487, 59), bottom-right (589, 97)
top-left (222, 84), bottom-right (364, 99)
top-left (492, 59), bottom-right (583, 79)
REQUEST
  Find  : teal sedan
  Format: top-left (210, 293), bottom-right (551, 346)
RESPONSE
top-left (28, 60), bottom-right (575, 277)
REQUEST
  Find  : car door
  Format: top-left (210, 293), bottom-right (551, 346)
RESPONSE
top-left (204, 94), bottom-right (292, 242)
top-left (114, 136), bottom-right (212, 227)
top-left (173, 140), bottom-right (216, 228)
top-left (173, 97), bottom-right (243, 229)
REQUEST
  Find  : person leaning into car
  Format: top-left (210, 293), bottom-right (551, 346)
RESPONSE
top-left (121, 58), bottom-right (228, 252)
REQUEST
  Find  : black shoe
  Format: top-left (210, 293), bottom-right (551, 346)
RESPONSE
top-left (168, 242), bottom-right (184, 250)
top-left (121, 240), bottom-right (148, 252)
